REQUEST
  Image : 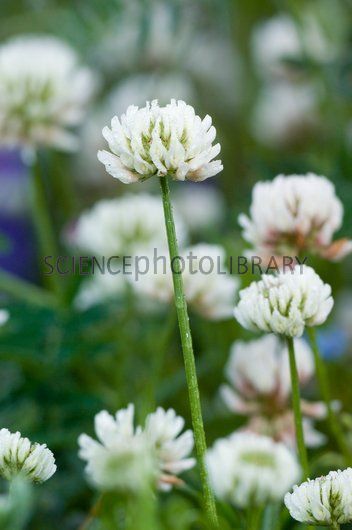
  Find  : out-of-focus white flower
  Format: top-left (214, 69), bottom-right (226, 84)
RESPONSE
top-left (94, 1), bottom-right (194, 74)
top-left (71, 193), bottom-right (187, 256)
top-left (207, 432), bottom-right (300, 508)
top-left (0, 309), bottom-right (9, 327)
top-left (78, 404), bottom-right (195, 492)
top-left (185, 33), bottom-right (242, 113)
top-left (251, 15), bottom-right (301, 78)
top-left (98, 100), bottom-right (222, 184)
top-left (244, 413), bottom-right (326, 450)
top-left (182, 244), bottom-right (239, 320)
top-left (78, 405), bottom-right (152, 492)
top-left (144, 407), bottom-right (195, 491)
top-left (239, 174), bottom-right (352, 261)
top-left (220, 335), bottom-right (326, 448)
top-left (251, 15), bottom-right (337, 80)
top-left (251, 83), bottom-right (318, 148)
top-left (234, 265), bottom-right (334, 338)
top-left (131, 244), bottom-right (238, 320)
top-left (0, 428), bottom-right (56, 483)
top-left (221, 335), bottom-right (314, 412)
top-left (285, 468), bottom-right (352, 525)
top-left (173, 185), bottom-right (224, 232)
top-left (74, 272), bottom-right (127, 310)
top-left (0, 35), bottom-right (96, 151)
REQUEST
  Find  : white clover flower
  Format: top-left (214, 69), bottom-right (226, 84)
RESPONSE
top-left (71, 193), bottom-right (187, 257)
top-left (234, 265), bottom-right (333, 338)
top-left (74, 272), bottom-right (127, 311)
top-left (77, 73), bottom-right (195, 185)
top-left (0, 35), bottom-right (96, 151)
top-left (98, 100), bottom-right (222, 184)
top-left (173, 185), bottom-right (224, 232)
top-left (0, 428), bottom-right (56, 483)
top-left (220, 335), bottom-right (326, 448)
top-left (239, 174), bottom-right (352, 261)
top-left (221, 335), bottom-right (314, 412)
top-left (251, 15), bottom-right (336, 80)
top-left (182, 244), bottom-right (239, 320)
top-left (78, 406), bottom-right (152, 492)
top-left (207, 432), bottom-right (300, 508)
top-left (285, 468), bottom-right (352, 525)
top-left (78, 404), bottom-right (195, 492)
top-left (251, 15), bottom-right (302, 79)
top-left (251, 83), bottom-right (318, 148)
top-left (144, 407), bottom-right (195, 491)
top-left (0, 309), bottom-right (9, 327)
top-left (131, 244), bottom-right (238, 320)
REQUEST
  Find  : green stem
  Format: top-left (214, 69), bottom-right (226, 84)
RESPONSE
top-left (286, 337), bottom-right (309, 479)
top-left (331, 523), bottom-right (340, 530)
top-left (30, 154), bottom-right (62, 301)
top-left (159, 177), bottom-right (218, 529)
top-left (247, 506), bottom-right (263, 530)
top-left (0, 268), bottom-right (58, 309)
top-left (307, 327), bottom-right (352, 465)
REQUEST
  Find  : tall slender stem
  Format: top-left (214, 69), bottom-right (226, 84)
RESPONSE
top-left (247, 506), bottom-right (263, 530)
top-left (30, 154), bottom-right (62, 301)
top-left (159, 177), bottom-right (218, 528)
top-left (286, 336), bottom-right (309, 479)
top-left (307, 327), bottom-right (352, 465)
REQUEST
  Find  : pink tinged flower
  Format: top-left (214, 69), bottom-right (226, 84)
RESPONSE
top-left (239, 173), bottom-right (352, 262)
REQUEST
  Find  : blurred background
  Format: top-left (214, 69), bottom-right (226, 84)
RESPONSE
top-left (0, 0), bottom-right (352, 528)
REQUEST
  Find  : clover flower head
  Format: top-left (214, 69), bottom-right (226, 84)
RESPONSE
top-left (98, 99), bottom-right (223, 184)
top-left (207, 432), bottom-right (300, 508)
top-left (0, 428), bottom-right (56, 483)
top-left (234, 265), bottom-right (333, 337)
top-left (220, 335), bottom-right (327, 448)
top-left (285, 468), bottom-right (352, 525)
top-left (0, 35), bottom-right (95, 151)
top-left (78, 404), bottom-right (195, 492)
top-left (144, 407), bottom-right (195, 491)
top-left (239, 174), bottom-right (352, 261)
top-left (221, 334), bottom-right (314, 412)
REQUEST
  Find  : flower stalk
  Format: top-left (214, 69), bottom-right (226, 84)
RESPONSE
top-left (286, 337), bottom-right (309, 479)
top-left (307, 327), bottom-right (352, 465)
top-left (30, 154), bottom-right (62, 301)
top-left (159, 176), bottom-right (218, 528)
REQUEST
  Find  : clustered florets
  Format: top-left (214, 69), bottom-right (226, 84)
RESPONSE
top-left (78, 404), bottom-right (195, 492)
top-left (98, 99), bottom-right (223, 183)
top-left (234, 265), bottom-right (334, 337)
